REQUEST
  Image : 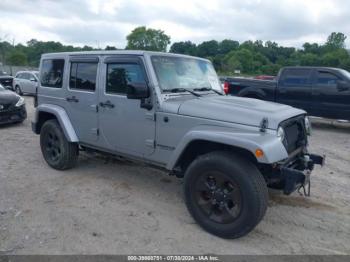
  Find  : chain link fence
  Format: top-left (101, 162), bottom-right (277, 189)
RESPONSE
top-left (0, 64), bottom-right (38, 76)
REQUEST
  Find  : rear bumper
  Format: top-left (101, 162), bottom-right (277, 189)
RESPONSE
top-left (280, 153), bottom-right (325, 195)
top-left (0, 105), bottom-right (27, 125)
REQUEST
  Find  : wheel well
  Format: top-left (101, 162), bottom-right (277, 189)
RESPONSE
top-left (174, 140), bottom-right (257, 176)
top-left (36, 111), bottom-right (57, 134)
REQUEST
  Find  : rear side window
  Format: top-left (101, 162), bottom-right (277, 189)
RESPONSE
top-left (40, 59), bottom-right (65, 88)
top-left (317, 71), bottom-right (339, 86)
top-left (69, 62), bottom-right (98, 91)
top-left (106, 63), bottom-right (145, 94)
top-left (281, 69), bottom-right (312, 86)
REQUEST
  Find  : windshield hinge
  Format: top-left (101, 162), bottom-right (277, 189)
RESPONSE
top-left (146, 112), bottom-right (156, 121)
top-left (260, 117), bottom-right (269, 132)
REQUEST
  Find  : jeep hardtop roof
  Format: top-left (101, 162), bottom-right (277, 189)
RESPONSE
top-left (40, 50), bottom-right (210, 62)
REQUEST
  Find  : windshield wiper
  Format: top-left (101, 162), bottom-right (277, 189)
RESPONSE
top-left (163, 88), bottom-right (201, 97)
top-left (193, 87), bottom-right (224, 95)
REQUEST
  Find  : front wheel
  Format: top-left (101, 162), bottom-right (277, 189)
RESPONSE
top-left (40, 119), bottom-right (78, 170)
top-left (184, 151), bottom-right (268, 239)
top-left (15, 85), bottom-right (22, 95)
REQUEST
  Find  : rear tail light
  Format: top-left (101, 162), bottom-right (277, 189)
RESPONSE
top-left (223, 81), bottom-right (229, 95)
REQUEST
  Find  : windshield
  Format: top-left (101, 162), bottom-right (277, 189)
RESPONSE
top-left (34, 72), bottom-right (39, 79)
top-left (151, 56), bottom-right (222, 92)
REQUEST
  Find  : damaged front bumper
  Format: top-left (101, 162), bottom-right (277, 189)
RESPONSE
top-left (281, 154), bottom-right (325, 196)
top-left (267, 152), bottom-right (325, 196)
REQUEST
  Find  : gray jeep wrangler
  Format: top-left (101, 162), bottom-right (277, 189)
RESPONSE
top-left (32, 51), bottom-right (324, 239)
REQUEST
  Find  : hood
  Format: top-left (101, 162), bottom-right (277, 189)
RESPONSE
top-left (0, 76), bottom-right (13, 79)
top-left (0, 90), bottom-right (20, 105)
top-left (162, 95), bottom-right (305, 130)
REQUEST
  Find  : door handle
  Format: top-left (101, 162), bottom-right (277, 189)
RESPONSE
top-left (66, 96), bottom-right (79, 103)
top-left (99, 100), bottom-right (115, 108)
top-left (338, 86), bottom-right (349, 92)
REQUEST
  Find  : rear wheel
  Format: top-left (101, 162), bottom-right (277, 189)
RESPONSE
top-left (184, 151), bottom-right (268, 239)
top-left (40, 119), bottom-right (78, 170)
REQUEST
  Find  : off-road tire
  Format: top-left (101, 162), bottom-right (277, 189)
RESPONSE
top-left (184, 151), bottom-right (268, 239)
top-left (40, 119), bottom-right (78, 170)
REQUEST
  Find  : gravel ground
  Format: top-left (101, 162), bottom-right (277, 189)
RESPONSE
top-left (0, 97), bottom-right (349, 255)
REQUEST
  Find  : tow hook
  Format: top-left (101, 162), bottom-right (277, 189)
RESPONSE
top-left (281, 167), bottom-right (310, 196)
top-left (297, 170), bottom-right (311, 197)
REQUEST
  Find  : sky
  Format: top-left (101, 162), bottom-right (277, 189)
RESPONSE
top-left (0, 0), bottom-right (349, 49)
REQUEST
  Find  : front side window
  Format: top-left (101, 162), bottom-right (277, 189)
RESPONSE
top-left (23, 73), bottom-right (31, 80)
top-left (106, 63), bottom-right (145, 94)
top-left (281, 69), bottom-right (312, 86)
top-left (317, 71), bottom-right (339, 86)
top-left (151, 55), bottom-right (221, 91)
top-left (69, 62), bottom-right (98, 91)
top-left (40, 59), bottom-right (65, 88)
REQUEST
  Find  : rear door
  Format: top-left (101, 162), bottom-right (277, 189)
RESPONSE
top-left (276, 68), bottom-right (313, 112)
top-left (312, 70), bottom-right (350, 120)
top-left (65, 56), bottom-right (99, 145)
top-left (98, 56), bottom-right (155, 158)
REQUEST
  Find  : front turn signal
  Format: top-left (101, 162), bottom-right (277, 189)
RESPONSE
top-left (255, 149), bottom-right (264, 158)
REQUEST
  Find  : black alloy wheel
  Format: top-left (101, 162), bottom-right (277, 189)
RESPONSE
top-left (193, 171), bottom-right (242, 224)
top-left (184, 151), bottom-right (268, 239)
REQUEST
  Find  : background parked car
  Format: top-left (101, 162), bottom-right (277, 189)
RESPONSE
top-left (0, 70), bottom-right (14, 90)
top-left (13, 71), bottom-right (39, 95)
top-left (223, 66), bottom-right (350, 121)
top-left (0, 84), bottom-right (27, 125)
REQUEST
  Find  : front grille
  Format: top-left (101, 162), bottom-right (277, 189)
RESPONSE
top-left (280, 115), bottom-right (307, 154)
top-left (0, 106), bottom-right (25, 123)
top-left (0, 78), bottom-right (13, 86)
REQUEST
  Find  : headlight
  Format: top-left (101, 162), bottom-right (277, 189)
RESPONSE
top-left (15, 96), bottom-right (25, 107)
top-left (304, 116), bottom-right (312, 136)
top-left (277, 126), bottom-right (285, 141)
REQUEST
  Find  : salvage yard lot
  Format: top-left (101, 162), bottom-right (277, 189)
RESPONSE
top-left (0, 97), bottom-right (349, 255)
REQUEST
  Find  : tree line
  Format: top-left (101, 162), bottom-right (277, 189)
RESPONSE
top-left (170, 32), bottom-right (349, 75)
top-left (1, 26), bottom-right (349, 76)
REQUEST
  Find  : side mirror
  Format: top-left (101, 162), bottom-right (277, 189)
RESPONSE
top-left (30, 78), bottom-right (37, 82)
top-left (126, 83), bottom-right (149, 99)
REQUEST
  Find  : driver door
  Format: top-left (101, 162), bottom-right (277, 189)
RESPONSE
top-left (98, 56), bottom-right (155, 158)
